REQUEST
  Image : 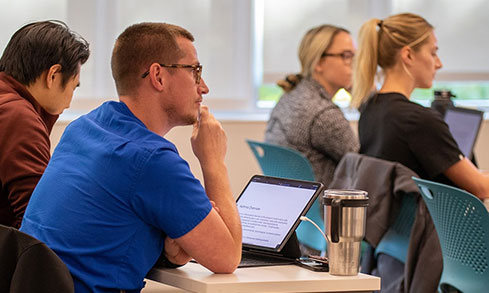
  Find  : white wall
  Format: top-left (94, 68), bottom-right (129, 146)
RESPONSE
top-left (51, 119), bottom-right (489, 198)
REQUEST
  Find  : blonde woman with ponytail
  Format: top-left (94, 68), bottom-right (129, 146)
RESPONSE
top-left (265, 24), bottom-right (359, 193)
top-left (353, 12), bottom-right (489, 291)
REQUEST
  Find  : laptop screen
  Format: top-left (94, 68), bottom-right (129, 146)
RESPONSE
top-left (236, 175), bottom-right (323, 252)
top-left (444, 107), bottom-right (483, 159)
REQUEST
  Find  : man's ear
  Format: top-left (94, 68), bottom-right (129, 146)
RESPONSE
top-left (149, 64), bottom-right (165, 91)
top-left (400, 46), bottom-right (414, 66)
top-left (45, 64), bottom-right (62, 89)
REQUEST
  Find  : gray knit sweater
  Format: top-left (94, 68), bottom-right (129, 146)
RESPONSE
top-left (265, 77), bottom-right (359, 186)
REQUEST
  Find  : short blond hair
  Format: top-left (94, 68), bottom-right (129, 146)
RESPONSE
top-left (277, 24), bottom-right (349, 92)
top-left (352, 13), bottom-right (433, 108)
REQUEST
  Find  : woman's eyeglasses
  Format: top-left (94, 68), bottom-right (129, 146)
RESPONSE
top-left (321, 51), bottom-right (355, 65)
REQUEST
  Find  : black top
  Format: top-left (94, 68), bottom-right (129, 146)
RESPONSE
top-left (0, 224), bottom-right (74, 293)
top-left (358, 92), bottom-right (462, 185)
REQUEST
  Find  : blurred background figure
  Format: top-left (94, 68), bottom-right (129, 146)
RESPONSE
top-left (265, 24), bottom-right (359, 191)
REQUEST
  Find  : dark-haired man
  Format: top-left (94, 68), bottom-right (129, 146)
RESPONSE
top-left (20, 22), bottom-right (242, 292)
top-left (0, 21), bottom-right (90, 228)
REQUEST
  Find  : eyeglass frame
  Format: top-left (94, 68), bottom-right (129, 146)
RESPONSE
top-left (321, 50), bottom-right (355, 65)
top-left (141, 63), bottom-right (203, 84)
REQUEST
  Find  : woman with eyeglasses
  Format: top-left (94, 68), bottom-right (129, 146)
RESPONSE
top-left (352, 12), bottom-right (489, 292)
top-left (265, 24), bottom-right (359, 194)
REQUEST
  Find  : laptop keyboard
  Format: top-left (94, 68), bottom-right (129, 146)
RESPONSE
top-left (239, 251), bottom-right (296, 267)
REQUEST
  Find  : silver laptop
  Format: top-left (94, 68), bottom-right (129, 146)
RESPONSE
top-left (236, 175), bottom-right (324, 267)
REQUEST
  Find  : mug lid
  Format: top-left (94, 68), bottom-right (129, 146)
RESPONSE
top-left (323, 189), bottom-right (368, 199)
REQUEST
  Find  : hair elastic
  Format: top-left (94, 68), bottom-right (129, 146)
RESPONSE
top-left (285, 75), bottom-right (298, 87)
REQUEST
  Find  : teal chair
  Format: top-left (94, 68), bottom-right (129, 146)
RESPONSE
top-left (374, 195), bottom-right (417, 263)
top-left (246, 139), bottom-right (326, 253)
top-left (413, 177), bottom-right (489, 292)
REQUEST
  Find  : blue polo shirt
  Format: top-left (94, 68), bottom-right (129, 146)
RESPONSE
top-left (21, 101), bottom-right (212, 292)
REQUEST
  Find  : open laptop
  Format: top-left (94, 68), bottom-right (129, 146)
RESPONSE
top-left (236, 175), bottom-right (324, 267)
top-left (443, 107), bottom-right (484, 160)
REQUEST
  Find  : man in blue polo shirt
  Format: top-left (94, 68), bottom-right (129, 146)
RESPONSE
top-left (20, 22), bottom-right (242, 293)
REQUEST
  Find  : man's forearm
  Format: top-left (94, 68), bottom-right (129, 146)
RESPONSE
top-left (201, 162), bottom-right (242, 247)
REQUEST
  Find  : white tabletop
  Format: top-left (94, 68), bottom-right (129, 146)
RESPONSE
top-left (146, 262), bottom-right (380, 293)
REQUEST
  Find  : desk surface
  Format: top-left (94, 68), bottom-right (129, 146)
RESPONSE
top-left (146, 262), bottom-right (380, 293)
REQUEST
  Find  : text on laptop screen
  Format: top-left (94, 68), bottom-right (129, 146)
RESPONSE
top-left (237, 177), bottom-right (320, 250)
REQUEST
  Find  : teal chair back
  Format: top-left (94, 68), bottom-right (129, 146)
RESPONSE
top-left (246, 139), bottom-right (326, 252)
top-left (374, 195), bottom-right (416, 263)
top-left (413, 177), bottom-right (489, 292)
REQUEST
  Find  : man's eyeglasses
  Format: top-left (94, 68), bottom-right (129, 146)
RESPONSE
top-left (321, 51), bottom-right (355, 65)
top-left (141, 63), bottom-right (203, 84)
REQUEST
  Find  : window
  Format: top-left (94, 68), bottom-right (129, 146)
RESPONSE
top-left (1, 0), bottom-right (256, 112)
top-left (258, 0), bottom-right (489, 111)
top-left (1, 0), bottom-right (489, 114)
top-left (1, 0), bottom-right (67, 52)
top-left (258, 0), bottom-right (388, 108)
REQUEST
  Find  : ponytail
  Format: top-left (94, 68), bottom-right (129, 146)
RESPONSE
top-left (277, 74), bottom-right (303, 92)
top-left (352, 19), bottom-right (380, 109)
top-left (352, 13), bottom-right (433, 109)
